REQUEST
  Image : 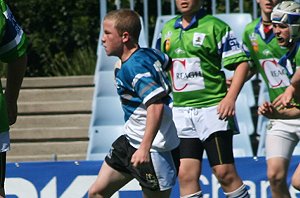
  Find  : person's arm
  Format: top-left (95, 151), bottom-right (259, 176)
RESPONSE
top-left (258, 101), bottom-right (300, 119)
top-left (131, 101), bottom-right (164, 167)
top-left (5, 55), bottom-right (27, 125)
top-left (291, 68), bottom-right (300, 86)
top-left (218, 61), bottom-right (249, 119)
top-left (226, 65), bottom-right (255, 88)
top-left (273, 69), bottom-right (300, 108)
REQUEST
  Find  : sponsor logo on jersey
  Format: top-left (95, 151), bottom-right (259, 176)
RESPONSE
top-left (164, 38), bottom-right (171, 52)
top-left (193, 33), bottom-right (205, 47)
top-left (260, 58), bottom-right (291, 88)
top-left (249, 33), bottom-right (259, 52)
top-left (170, 57), bottom-right (204, 92)
top-left (175, 48), bottom-right (185, 54)
top-left (262, 49), bottom-right (273, 57)
top-left (164, 31), bottom-right (172, 52)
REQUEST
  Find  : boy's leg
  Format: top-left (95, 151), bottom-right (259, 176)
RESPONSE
top-left (212, 164), bottom-right (248, 197)
top-left (205, 131), bottom-right (249, 197)
top-left (142, 188), bottom-right (171, 198)
top-left (88, 161), bottom-right (133, 198)
top-left (177, 138), bottom-right (203, 197)
top-left (0, 152), bottom-right (6, 198)
top-left (88, 135), bottom-right (135, 198)
top-left (0, 131), bottom-right (9, 198)
top-left (172, 107), bottom-right (206, 197)
top-left (292, 164), bottom-right (300, 190)
top-left (178, 158), bottom-right (202, 195)
top-left (266, 157), bottom-right (290, 198)
top-left (265, 121), bottom-right (299, 198)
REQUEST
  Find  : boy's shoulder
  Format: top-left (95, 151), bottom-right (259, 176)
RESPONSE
top-left (135, 48), bottom-right (165, 60)
top-left (244, 18), bottom-right (260, 33)
top-left (163, 15), bottom-right (181, 28)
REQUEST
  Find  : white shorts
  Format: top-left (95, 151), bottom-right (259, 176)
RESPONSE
top-left (0, 131), bottom-right (10, 152)
top-left (266, 119), bottom-right (300, 160)
top-left (173, 106), bottom-right (231, 141)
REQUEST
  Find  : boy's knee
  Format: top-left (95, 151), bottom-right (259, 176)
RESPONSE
top-left (213, 167), bottom-right (235, 184)
top-left (178, 172), bottom-right (199, 186)
top-left (267, 169), bottom-right (285, 185)
top-left (88, 186), bottom-right (98, 198)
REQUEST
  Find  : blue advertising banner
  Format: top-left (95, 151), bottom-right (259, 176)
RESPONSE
top-left (5, 156), bottom-right (300, 198)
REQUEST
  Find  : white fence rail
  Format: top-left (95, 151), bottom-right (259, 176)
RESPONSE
top-left (99, 0), bottom-right (258, 46)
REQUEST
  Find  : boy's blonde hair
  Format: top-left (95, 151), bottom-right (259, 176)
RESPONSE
top-left (104, 9), bottom-right (141, 43)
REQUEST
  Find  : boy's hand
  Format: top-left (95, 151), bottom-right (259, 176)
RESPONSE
top-left (131, 148), bottom-right (150, 167)
top-left (273, 86), bottom-right (296, 109)
top-left (258, 102), bottom-right (274, 118)
top-left (5, 100), bottom-right (18, 125)
top-left (217, 97), bottom-right (235, 120)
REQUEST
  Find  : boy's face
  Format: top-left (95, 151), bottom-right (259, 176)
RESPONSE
top-left (273, 23), bottom-right (290, 47)
top-left (101, 19), bottom-right (123, 57)
top-left (257, 0), bottom-right (280, 15)
top-left (176, 0), bottom-right (202, 15)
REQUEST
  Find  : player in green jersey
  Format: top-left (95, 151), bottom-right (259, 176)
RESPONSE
top-left (0, 1), bottom-right (27, 197)
top-left (160, 0), bottom-right (250, 197)
top-left (257, 1), bottom-right (300, 194)
top-left (244, 1), bottom-right (300, 197)
top-left (242, 0), bottom-right (288, 102)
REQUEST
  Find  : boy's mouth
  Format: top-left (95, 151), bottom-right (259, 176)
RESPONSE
top-left (276, 36), bottom-right (285, 43)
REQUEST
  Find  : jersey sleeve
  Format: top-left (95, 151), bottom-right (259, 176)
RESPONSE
top-left (219, 24), bottom-right (249, 70)
top-left (242, 22), bottom-right (258, 72)
top-left (0, 4), bottom-right (28, 63)
top-left (123, 58), bottom-right (169, 107)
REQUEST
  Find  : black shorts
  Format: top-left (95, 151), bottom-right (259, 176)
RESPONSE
top-left (105, 135), bottom-right (180, 191)
top-left (179, 130), bottom-right (234, 167)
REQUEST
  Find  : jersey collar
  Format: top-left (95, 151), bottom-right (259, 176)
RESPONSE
top-left (174, 9), bottom-right (206, 30)
top-left (254, 17), bottom-right (275, 44)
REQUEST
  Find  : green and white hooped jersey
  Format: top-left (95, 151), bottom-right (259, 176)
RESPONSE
top-left (160, 10), bottom-right (249, 108)
top-left (242, 18), bottom-right (292, 102)
top-left (0, 0), bottom-right (28, 133)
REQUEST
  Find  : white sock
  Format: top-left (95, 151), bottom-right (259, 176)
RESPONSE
top-left (180, 191), bottom-right (203, 198)
top-left (224, 184), bottom-right (249, 198)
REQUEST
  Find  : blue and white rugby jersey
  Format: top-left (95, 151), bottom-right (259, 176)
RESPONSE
top-left (115, 48), bottom-right (179, 152)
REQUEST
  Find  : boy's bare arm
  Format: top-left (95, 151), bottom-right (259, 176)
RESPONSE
top-left (218, 61), bottom-right (249, 119)
top-left (5, 55), bottom-right (27, 125)
top-left (273, 69), bottom-right (300, 108)
top-left (131, 101), bottom-right (164, 167)
top-left (259, 101), bottom-right (300, 119)
top-left (291, 69), bottom-right (300, 86)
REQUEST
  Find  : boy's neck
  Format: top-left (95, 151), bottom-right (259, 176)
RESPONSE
top-left (121, 44), bottom-right (139, 62)
top-left (261, 12), bottom-right (271, 24)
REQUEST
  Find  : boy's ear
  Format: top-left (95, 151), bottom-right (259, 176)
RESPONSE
top-left (121, 32), bottom-right (130, 43)
top-left (122, 32), bottom-right (129, 39)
